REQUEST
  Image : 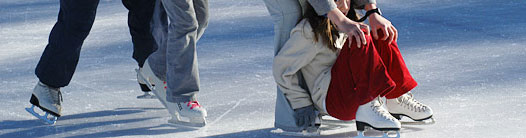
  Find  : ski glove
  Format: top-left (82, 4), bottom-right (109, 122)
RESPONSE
top-left (293, 105), bottom-right (316, 129)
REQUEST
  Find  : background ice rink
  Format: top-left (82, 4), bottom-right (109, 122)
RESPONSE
top-left (1, 0), bottom-right (525, 137)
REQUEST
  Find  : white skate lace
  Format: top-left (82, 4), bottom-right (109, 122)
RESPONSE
top-left (398, 92), bottom-right (427, 112)
top-left (372, 98), bottom-right (396, 121)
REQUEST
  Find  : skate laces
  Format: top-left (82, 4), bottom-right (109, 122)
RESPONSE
top-left (186, 101), bottom-right (201, 109)
top-left (371, 98), bottom-right (396, 121)
top-left (398, 93), bottom-right (427, 112)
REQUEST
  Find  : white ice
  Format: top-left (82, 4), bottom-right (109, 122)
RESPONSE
top-left (1, 0), bottom-right (525, 137)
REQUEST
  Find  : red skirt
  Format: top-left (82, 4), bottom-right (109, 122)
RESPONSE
top-left (326, 32), bottom-right (417, 121)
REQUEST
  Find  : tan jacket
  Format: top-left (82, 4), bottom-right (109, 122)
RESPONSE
top-left (273, 19), bottom-right (347, 114)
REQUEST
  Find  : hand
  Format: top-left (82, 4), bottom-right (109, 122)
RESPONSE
top-left (293, 105), bottom-right (316, 129)
top-left (327, 9), bottom-right (369, 48)
top-left (368, 14), bottom-right (398, 44)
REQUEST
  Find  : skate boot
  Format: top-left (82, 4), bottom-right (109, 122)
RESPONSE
top-left (25, 82), bottom-right (63, 124)
top-left (386, 92), bottom-right (435, 125)
top-left (135, 69), bottom-right (155, 99)
top-left (136, 61), bottom-right (174, 114)
top-left (167, 100), bottom-right (207, 127)
top-left (355, 97), bottom-right (401, 138)
top-left (138, 61), bottom-right (207, 127)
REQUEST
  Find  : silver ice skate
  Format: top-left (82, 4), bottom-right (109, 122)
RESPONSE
top-left (25, 81), bottom-right (63, 124)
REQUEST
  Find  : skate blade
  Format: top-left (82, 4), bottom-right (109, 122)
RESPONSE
top-left (136, 93), bottom-right (156, 99)
top-left (167, 117), bottom-right (207, 128)
top-left (401, 117), bottom-right (435, 125)
top-left (270, 128), bottom-right (320, 137)
top-left (25, 105), bottom-right (57, 125)
top-left (356, 130), bottom-right (400, 138)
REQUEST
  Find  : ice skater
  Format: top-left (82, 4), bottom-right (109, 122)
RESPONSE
top-left (264, 0), bottom-right (378, 133)
top-left (272, 0), bottom-right (434, 137)
top-left (264, 0), bottom-right (391, 134)
top-left (26, 0), bottom-right (157, 124)
top-left (137, 0), bottom-right (208, 127)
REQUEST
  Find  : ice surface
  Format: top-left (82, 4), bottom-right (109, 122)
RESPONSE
top-left (1, 0), bottom-right (525, 137)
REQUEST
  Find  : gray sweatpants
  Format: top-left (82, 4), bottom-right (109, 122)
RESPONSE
top-left (149, 0), bottom-right (209, 103)
top-left (264, 0), bottom-right (306, 132)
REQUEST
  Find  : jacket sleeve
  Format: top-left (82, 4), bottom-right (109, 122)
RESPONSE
top-left (352, 0), bottom-right (376, 9)
top-left (273, 22), bottom-right (317, 109)
top-left (307, 0), bottom-right (337, 16)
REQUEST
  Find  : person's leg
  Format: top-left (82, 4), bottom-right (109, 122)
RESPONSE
top-left (35, 0), bottom-right (100, 88)
top-left (372, 31), bottom-right (434, 122)
top-left (160, 0), bottom-right (201, 103)
top-left (372, 31), bottom-right (417, 99)
top-left (325, 34), bottom-right (395, 120)
top-left (148, 0), bottom-right (168, 81)
top-left (28, 0), bottom-right (99, 123)
top-left (122, 0), bottom-right (157, 68)
top-left (263, 0), bottom-right (303, 55)
top-left (193, 0), bottom-right (209, 41)
top-left (263, 0), bottom-right (308, 132)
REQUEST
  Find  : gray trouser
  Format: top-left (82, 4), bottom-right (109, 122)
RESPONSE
top-left (264, 0), bottom-right (311, 132)
top-left (149, 0), bottom-right (209, 102)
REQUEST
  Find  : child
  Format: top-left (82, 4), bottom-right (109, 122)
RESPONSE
top-left (272, 0), bottom-right (433, 134)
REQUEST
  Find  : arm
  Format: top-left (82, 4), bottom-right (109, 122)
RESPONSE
top-left (365, 3), bottom-right (398, 44)
top-left (327, 9), bottom-right (369, 48)
top-left (309, 0), bottom-right (368, 48)
top-left (273, 23), bottom-right (317, 109)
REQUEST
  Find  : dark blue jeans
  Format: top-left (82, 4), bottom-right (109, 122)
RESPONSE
top-left (123, 0), bottom-right (157, 68)
top-left (36, 0), bottom-right (156, 88)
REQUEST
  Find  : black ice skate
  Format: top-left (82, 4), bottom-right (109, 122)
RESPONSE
top-left (386, 92), bottom-right (435, 125)
top-left (25, 82), bottom-right (63, 124)
top-left (355, 98), bottom-right (401, 138)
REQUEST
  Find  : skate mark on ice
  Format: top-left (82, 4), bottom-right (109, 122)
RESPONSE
top-left (208, 98), bottom-right (247, 127)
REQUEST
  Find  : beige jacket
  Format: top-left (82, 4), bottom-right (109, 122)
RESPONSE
top-left (273, 19), bottom-right (347, 114)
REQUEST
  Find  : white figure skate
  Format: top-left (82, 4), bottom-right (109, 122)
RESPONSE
top-left (135, 69), bottom-right (156, 99)
top-left (386, 92), bottom-right (435, 125)
top-left (355, 98), bottom-right (401, 138)
top-left (166, 100), bottom-right (207, 127)
top-left (25, 82), bottom-right (63, 124)
top-left (137, 61), bottom-right (207, 127)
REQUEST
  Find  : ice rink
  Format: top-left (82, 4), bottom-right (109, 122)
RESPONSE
top-left (1, 0), bottom-right (525, 137)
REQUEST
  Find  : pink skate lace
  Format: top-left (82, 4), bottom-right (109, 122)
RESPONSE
top-left (187, 101), bottom-right (201, 109)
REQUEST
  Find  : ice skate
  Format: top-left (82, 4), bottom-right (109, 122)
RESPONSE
top-left (138, 61), bottom-right (207, 127)
top-left (166, 100), bottom-right (207, 127)
top-left (355, 98), bottom-right (401, 138)
top-left (25, 82), bottom-right (63, 124)
top-left (386, 92), bottom-right (435, 125)
top-left (135, 69), bottom-right (156, 99)
top-left (136, 61), bottom-right (174, 114)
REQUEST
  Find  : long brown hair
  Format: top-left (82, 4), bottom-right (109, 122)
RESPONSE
top-left (303, 2), bottom-right (359, 51)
